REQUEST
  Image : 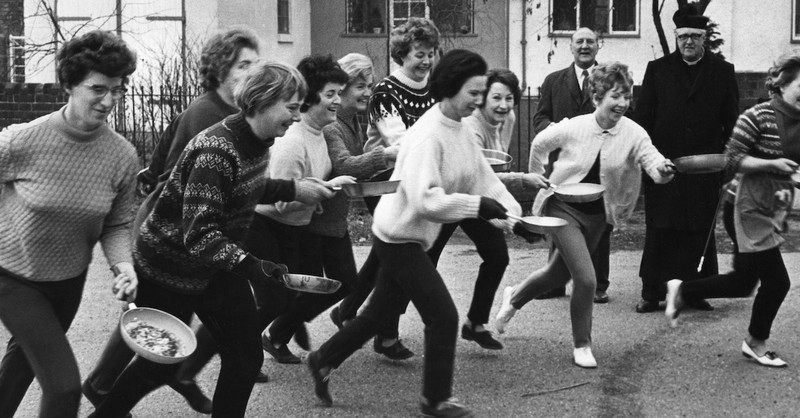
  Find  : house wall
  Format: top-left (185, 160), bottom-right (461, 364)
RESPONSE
top-left (310, 0), bottom-right (508, 80)
top-left (509, 0), bottom-right (797, 95)
top-left (220, 0), bottom-right (311, 66)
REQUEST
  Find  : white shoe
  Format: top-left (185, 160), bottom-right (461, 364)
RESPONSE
top-left (741, 340), bottom-right (787, 368)
top-left (665, 279), bottom-right (683, 328)
top-left (495, 286), bottom-right (517, 334)
top-left (573, 347), bottom-right (597, 368)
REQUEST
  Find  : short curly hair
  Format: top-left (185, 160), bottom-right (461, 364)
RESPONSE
top-left (296, 54), bottom-right (349, 112)
top-left (483, 68), bottom-right (521, 107)
top-left (199, 26), bottom-right (260, 91)
top-left (766, 52), bottom-right (800, 96)
top-left (389, 17), bottom-right (440, 66)
top-left (588, 62), bottom-right (633, 102)
top-left (56, 30), bottom-right (137, 88)
top-left (430, 49), bottom-right (487, 102)
top-left (234, 61), bottom-right (307, 118)
top-left (337, 53), bottom-right (374, 85)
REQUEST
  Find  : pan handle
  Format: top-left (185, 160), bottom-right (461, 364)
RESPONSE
top-left (506, 213), bottom-right (524, 222)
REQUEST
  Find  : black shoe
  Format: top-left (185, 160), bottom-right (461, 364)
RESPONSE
top-left (329, 306), bottom-right (343, 330)
top-left (168, 379), bottom-right (213, 414)
top-left (262, 333), bottom-right (301, 364)
top-left (420, 397), bottom-right (474, 418)
top-left (635, 299), bottom-right (659, 313)
top-left (460, 324), bottom-right (503, 350)
top-left (255, 371), bottom-right (270, 383)
top-left (593, 290), bottom-right (609, 304)
top-left (534, 287), bottom-right (566, 300)
top-left (307, 350), bottom-right (332, 407)
top-left (83, 380), bottom-right (134, 418)
top-left (82, 380), bottom-right (106, 408)
top-left (373, 337), bottom-right (414, 360)
top-left (293, 323), bottom-right (311, 351)
top-left (685, 298), bottom-right (714, 311)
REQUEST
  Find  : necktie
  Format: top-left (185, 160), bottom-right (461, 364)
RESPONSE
top-left (581, 70), bottom-right (590, 101)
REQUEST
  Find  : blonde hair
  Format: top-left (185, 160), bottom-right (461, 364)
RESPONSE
top-left (338, 53), bottom-right (374, 85)
top-left (234, 61), bottom-right (307, 117)
top-left (766, 52), bottom-right (800, 96)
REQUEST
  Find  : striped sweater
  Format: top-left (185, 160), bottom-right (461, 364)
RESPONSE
top-left (135, 113), bottom-right (295, 294)
top-left (0, 107), bottom-right (137, 281)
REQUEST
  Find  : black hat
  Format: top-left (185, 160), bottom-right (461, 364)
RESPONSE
top-left (672, 4), bottom-right (709, 30)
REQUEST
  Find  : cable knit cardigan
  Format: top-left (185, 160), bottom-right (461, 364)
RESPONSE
top-left (529, 113), bottom-right (673, 226)
top-left (372, 105), bottom-right (521, 251)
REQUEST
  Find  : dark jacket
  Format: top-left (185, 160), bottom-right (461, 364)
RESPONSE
top-left (634, 51), bottom-right (739, 230)
top-left (532, 64), bottom-right (596, 135)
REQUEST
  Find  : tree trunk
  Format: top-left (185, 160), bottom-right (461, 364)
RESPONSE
top-left (653, 0), bottom-right (670, 56)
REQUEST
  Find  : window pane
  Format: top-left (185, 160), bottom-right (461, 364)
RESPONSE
top-left (552, 0), bottom-right (577, 31)
top-left (611, 0), bottom-right (636, 32)
top-left (347, 0), bottom-right (386, 33)
top-left (431, 0), bottom-right (474, 34)
top-left (278, 0), bottom-right (290, 34)
top-left (410, 1), bottom-right (426, 18)
top-left (796, 0), bottom-right (800, 37)
top-left (580, 0), bottom-right (610, 33)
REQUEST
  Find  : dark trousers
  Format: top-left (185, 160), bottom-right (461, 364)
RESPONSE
top-left (681, 247), bottom-right (790, 340)
top-left (639, 226), bottom-right (718, 302)
top-left (93, 276), bottom-right (264, 418)
top-left (0, 271), bottom-right (86, 418)
top-left (548, 223), bottom-right (612, 293)
top-left (316, 239), bottom-right (458, 404)
top-left (427, 219), bottom-right (508, 325)
top-left (268, 231), bottom-right (357, 345)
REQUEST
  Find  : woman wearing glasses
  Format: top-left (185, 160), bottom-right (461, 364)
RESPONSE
top-left (0, 30), bottom-right (138, 418)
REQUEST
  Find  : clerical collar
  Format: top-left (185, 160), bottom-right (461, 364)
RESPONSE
top-left (683, 50), bottom-right (705, 66)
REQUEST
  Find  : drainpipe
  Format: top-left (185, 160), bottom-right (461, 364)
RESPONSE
top-left (519, 0), bottom-right (528, 92)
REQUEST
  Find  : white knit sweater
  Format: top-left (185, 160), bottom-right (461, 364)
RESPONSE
top-left (372, 105), bottom-right (521, 250)
top-left (256, 118), bottom-right (332, 226)
top-left (529, 113), bottom-right (672, 226)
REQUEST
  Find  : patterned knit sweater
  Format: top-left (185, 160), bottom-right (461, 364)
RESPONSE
top-left (726, 98), bottom-right (800, 175)
top-left (364, 69), bottom-right (435, 152)
top-left (135, 113), bottom-right (295, 294)
top-left (0, 107), bottom-right (137, 281)
top-left (372, 105), bottom-right (522, 251)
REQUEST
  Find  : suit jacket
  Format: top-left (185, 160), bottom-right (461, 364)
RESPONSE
top-left (634, 51), bottom-right (739, 230)
top-left (532, 64), bottom-right (596, 135)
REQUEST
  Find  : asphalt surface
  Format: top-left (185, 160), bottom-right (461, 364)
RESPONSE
top-left (4, 245), bottom-right (800, 417)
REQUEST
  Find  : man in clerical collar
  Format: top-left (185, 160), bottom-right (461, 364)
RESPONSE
top-left (633, 4), bottom-right (740, 315)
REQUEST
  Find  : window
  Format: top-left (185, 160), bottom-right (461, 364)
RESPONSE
top-left (551, 0), bottom-right (638, 36)
top-left (8, 35), bottom-right (25, 83)
top-left (794, 0), bottom-right (800, 42)
top-left (278, 0), bottom-right (290, 34)
top-left (347, 0), bottom-right (387, 34)
top-left (345, 0), bottom-right (474, 35)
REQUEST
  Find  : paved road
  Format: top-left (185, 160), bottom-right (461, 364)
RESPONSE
top-left (4, 245), bottom-right (800, 417)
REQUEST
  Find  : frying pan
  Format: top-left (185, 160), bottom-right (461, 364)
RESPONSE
top-left (335, 180), bottom-right (400, 198)
top-left (550, 183), bottom-right (605, 203)
top-left (283, 274), bottom-right (342, 294)
top-left (482, 149), bottom-right (513, 172)
top-left (120, 303), bottom-right (197, 364)
top-left (507, 213), bottom-right (568, 234)
top-left (673, 154), bottom-right (727, 174)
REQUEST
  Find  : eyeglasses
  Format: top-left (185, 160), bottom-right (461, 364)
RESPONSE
top-left (676, 33), bottom-right (704, 42)
top-left (83, 83), bottom-right (127, 99)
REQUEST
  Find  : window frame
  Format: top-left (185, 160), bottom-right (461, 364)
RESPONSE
top-left (793, 0), bottom-right (800, 42)
top-left (549, 0), bottom-right (640, 37)
top-left (277, 0), bottom-right (291, 35)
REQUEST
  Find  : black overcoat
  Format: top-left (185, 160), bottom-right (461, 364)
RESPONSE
top-left (634, 51), bottom-right (739, 231)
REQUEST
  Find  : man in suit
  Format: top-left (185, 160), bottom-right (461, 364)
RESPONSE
top-left (634, 5), bottom-right (739, 313)
top-left (532, 27), bottom-right (612, 303)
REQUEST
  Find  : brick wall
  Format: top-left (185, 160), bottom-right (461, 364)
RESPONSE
top-left (736, 71), bottom-right (769, 110)
top-left (0, 83), bottom-right (67, 129)
top-left (0, 0), bottom-right (25, 82)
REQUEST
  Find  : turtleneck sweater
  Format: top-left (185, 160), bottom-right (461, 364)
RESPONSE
top-left (364, 69), bottom-right (435, 152)
top-left (463, 108), bottom-right (516, 152)
top-left (135, 112), bottom-right (295, 294)
top-left (726, 96), bottom-right (800, 173)
top-left (257, 117), bottom-right (333, 226)
top-left (0, 107), bottom-right (138, 281)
